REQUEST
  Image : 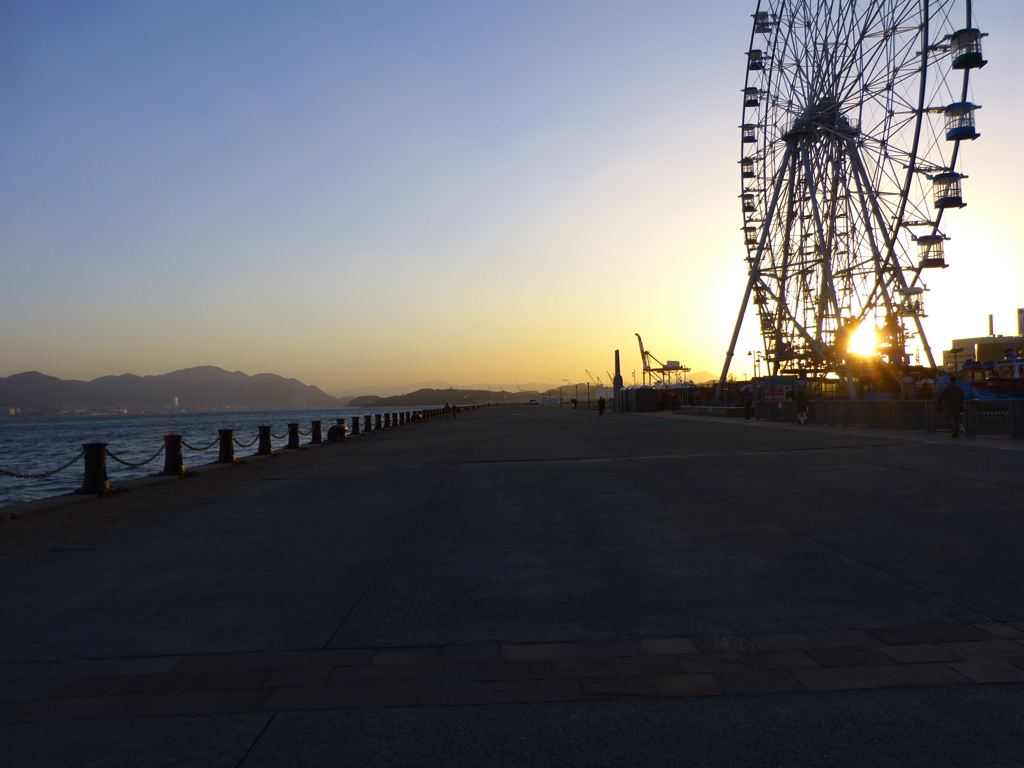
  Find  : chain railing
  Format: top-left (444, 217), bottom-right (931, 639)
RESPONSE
top-left (0, 450), bottom-right (86, 479)
top-left (182, 436), bottom-right (220, 452)
top-left (108, 445), bottom-right (165, 467)
top-left (0, 407), bottom-right (493, 505)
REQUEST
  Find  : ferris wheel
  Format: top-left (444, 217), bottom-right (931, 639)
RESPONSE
top-left (718, 0), bottom-right (986, 395)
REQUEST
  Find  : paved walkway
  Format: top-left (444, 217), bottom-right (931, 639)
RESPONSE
top-left (2, 407), bottom-right (1023, 766)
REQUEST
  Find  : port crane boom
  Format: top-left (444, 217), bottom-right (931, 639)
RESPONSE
top-left (635, 333), bottom-right (691, 386)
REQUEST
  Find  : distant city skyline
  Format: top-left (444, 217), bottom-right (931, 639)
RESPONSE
top-left (2, 1), bottom-right (1021, 393)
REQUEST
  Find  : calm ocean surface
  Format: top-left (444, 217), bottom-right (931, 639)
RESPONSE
top-left (0, 406), bottom-right (426, 507)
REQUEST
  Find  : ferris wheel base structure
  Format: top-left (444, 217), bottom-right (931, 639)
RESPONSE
top-left (715, 0), bottom-right (987, 402)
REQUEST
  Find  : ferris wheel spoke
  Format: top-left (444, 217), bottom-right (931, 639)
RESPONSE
top-left (849, 138), bottom-right (913, 283)
top-left (755, 278), bottom-right (831, 364)
top-left (846, 146), bottom-right (897, 321)
top-left (799, 139), bottom-right (842, 338)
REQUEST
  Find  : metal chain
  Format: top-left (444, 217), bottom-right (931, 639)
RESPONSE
top-left (271, 430), bottom-right (288, 439)
top-left (0, 416), bottom-right (349, 481)
top-left (107, 445), bottom-right (165, 467)
top-left (182, 436), bottom-right (219, 452)
top-left (0, 450), bottom-right (86, 479)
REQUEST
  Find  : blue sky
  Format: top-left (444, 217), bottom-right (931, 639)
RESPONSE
top-left (1, 1), bottom-right (1021, 391)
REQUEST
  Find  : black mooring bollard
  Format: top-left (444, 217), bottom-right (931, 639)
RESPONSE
top-left (162, 434), bottom-right (184, 476)
top-left (311, 420), bottom-right (323, 444)
top-left (77, 442), bottom-right (110, 495)
top-left (375, 414), bottom-right (383, 430)
top-left (384, 413), bottom-right (391, 428)
top-left (351, 417), bottom-right (360, 436)
top-left (398, 412), bottom-right (405, 426)
top-left (364, 415), bottom-right (372, 433)
top-left (218, 429), bottom-right (236, 464)
top-left (287, 423), bottom-right (301, 450)
top-left (336, 418), bottom-right (345, 426)
top-left (257, 426), bottom-right (274, 455)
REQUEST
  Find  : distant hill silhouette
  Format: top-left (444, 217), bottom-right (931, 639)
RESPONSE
top-left (348, 388), bottom-right (538, 407)
top-left (332, 380), bottom-right (557, 399)
top-left (0, 366), bottom-right (340, 411)
top-left (688, 370), bottom-right (717, 384)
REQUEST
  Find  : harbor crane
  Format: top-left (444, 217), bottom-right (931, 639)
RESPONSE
top-left (585, 370), bottom-right (604, 387)
top-left (635, 333), bottom-right (691, 386)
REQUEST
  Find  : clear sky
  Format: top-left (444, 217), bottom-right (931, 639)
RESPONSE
top-left (1, 1), bottom-right (1021, 392)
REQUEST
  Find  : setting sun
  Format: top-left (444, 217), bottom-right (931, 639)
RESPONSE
top-left (847, 322), bottom-right (879, 357)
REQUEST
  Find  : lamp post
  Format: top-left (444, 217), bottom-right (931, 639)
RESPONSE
top-left (947, 347), bottom-right (965, 373)
top-left (748, 350), bottom-right (763, 379)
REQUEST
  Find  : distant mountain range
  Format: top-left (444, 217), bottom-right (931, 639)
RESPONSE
top-left (686, 371), bottom-right (717, 384)
top-left (0, 367), bottom-right (340, 411)
top-left (348, 388), bottom-right (543, 407)
top-left (0, 366), bottom-right (716, 414)
top-left (332, 381), bottom-right (558, 399)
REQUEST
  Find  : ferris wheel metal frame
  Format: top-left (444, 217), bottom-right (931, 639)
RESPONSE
top-left (717, 0), bottom-right (986, 399)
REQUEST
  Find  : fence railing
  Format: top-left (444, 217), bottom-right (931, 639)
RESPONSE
top-left (1, 405), bottom-right (488, 502)
top-left (754, 399), bottom-right (1024, 439)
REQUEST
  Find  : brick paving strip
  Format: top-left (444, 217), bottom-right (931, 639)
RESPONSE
top-left (2, 621), bottom-right (1023, 723)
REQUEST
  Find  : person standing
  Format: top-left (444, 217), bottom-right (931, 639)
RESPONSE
top-left (796, 387), bottom-right (809, 425)
top-left (598, 397), bottom-right (606, 416)
top-left (443, 403), bottom-right (450, 418)
top-left (937, 375), bottom-right (965, 437)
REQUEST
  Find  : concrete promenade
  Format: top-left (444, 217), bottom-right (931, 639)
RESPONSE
top-left (2, 406), bottom-right (1023, 766)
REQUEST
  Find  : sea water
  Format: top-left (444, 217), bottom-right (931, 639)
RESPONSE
top-left (0, 406), bottom-right (424, 507)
